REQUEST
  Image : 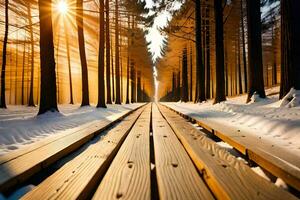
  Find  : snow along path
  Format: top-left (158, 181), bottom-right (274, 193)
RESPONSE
top-left (0, 103), bottom-right (144, 156)
top-left (161, 89), bottom-right (300, 158)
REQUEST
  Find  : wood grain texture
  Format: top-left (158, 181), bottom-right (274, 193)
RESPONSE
top-left (21, 105), bottom-right (146, 200)
top-left (158, 104), bottom-right (298, 200)
top-left (152, 104), bottom-right (214, 200)
top-left (92, 104), bottom-right (151, 200)
top-left (162, 103), bottom-right (300, 191)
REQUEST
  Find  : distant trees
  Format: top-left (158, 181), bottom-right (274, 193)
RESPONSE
top-left (280, 0), bottom-right (300, 98)
top-left (76, 0), bottom-right (90, 106)
top-left (0, 0), bottom-right (9, 109)
top-left (38, 0), bottom-right (58, 114)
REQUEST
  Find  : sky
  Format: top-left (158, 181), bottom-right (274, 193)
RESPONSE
top-left (140, 0), bottom-right (183, 101)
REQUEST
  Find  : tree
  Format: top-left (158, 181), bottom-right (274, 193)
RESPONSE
top-left (194, 0), bottom-right (206, 102)
top-left (27, 3), bottom-right (35, 106)
top-left (0, 0), bottom-right (9, 108)
top-left (213, 0), bottom-right (226, 104)
top-left (64, 19), bottom-right (74, 104)
top-left (105, 0), bottom-right (112, 104)
top-left (96, 0), bottom-right (106, 108)
top-left (115, 0), bottom-right (121, 104)
top-left (38, 0), bottom-right (58, 114)
top-left (205, 7), bottom-right (211, 99)
top-left (181, 48), bottom-right (188, 102)
top-left (76, 0), bottom-right (90, 106)
top-left (241, 0), bottom-right (248, 93)
top-left (246, 0), bottom-right (266, 102)
top-left (126, 15), bottom-right (131, 104)
top-left (189, 46), bottom-right (193, 101)
top-left (280, 0), bottom-right (300, 98)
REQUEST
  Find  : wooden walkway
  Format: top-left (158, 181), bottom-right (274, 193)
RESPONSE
top-left (0, 103), bottom-right (298, 199)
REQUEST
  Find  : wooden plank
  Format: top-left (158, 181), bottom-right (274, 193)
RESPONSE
top-left (21, 105), bottom-right (146, 200)
top-left (162, 103), bottom-right (300, 191)
top-left (152, 104), bottom-right (214, 200)
top-left (0, 104), bottom-right (145, 193)
top-left (92, 104), bottom-right (151, 200)
top-left (158, 104), bottom-right (298, 200)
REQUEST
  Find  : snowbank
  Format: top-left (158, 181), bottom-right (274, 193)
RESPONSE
top-left (163, 87), bottom-right (300, 157)
top-left (0, 104), bottom-right (143, 156)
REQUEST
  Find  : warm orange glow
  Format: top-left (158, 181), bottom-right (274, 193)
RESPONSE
top-left (57, 0), bottom-right (68, 15)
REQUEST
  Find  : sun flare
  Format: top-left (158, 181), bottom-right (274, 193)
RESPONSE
top-left (57, 0), bottom-right (68, 14)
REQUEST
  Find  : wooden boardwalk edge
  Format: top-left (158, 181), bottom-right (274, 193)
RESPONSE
top-left (160, 103), bottom-right (300, 192)
top-left (157, 104), bottom-right (298, 200)
top-left (0, 103), bottom-right (146, 193)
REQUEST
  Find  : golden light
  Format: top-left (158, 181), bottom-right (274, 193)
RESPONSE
top-left (57, 1), bottom-right (68, 14)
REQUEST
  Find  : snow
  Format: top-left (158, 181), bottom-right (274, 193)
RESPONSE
top-left (0, 104), bottom-right (143, 156)
top-left (162, 87), bottom-right (300, 157)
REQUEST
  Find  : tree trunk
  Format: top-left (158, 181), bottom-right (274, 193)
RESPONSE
top-left (76, 0), bottom-right (90, 106)
top-left (105, 0), bottom-right (112, 104)
top-left (15, 31), bottom-right (18, 104)
top-left (280, 0), bottom-right (300, 98)
top-left (111, 37), bottom-right (115, 102)
top-left (125, 16), bottom-right (130, 104)
top-left (55, 27), bottom-right (60, 104)
top-left (237, 31), bottom-right (243, 94)
top-left (137, 73), bottom-right (141, 102)
top-left (181, 48), bottom-right (188, 102)
top-left (130, 61), bottom-right (136, 103)
top-left (172, 71), bottom-right (176, 101)
top-left (0, 0), bottom-right (9, 108)
top-left (241, 0), bottom-right (248, 93)
top-left (246, 0), bottom-right (266, 102)
top-left (28, 4), bottom-right (35, 106)
top-left (64, 19), bottom-right (74, 104)
top-left (205, 8), bottom-right (211, 99)
top-left (97, 0), bottom-right (106, 108)
top-left (189, 46), bottom-right (193, 101)
top-left (271, 17), bottom-right (277, 86)
top-left (21, 39), bottom-right (25, 105)
top-left (195, 0), bottom-right (206, 102)
top-left (38, 0), bottom-right (58, 114)
top-left (213, 0), bottom-right (226, 104)
top-left (115, 0), bottom-right (121, 104)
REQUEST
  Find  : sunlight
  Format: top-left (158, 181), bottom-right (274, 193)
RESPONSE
top-left (57, 0), bottom-right (68, 15)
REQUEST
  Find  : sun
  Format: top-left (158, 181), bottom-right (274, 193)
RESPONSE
top-left (57, 0), bottom-right (68, 15)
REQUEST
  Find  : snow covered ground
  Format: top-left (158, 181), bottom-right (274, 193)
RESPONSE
top-left (0, 103), bottom-right (143, 156)
top-left (162, 87), bottom-right (300, 157)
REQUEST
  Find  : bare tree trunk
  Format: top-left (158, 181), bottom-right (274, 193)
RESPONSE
top-left (38, 0), bottom-right (58, 114)
top-left (195, 0), bottom-right (206, 102)
top-left (21, 38), bottom-right (25, 105)
top-left (271, 16), bottom-right (277, 86)
top-left (15, 31), bottom-right (18, 104)
top-left (111, 37), bottom-right (115, 102)
top-left (0, 0), bottom-right (9, 108)
top-left (28, 4), bottom-right (35, 106)
top-left (246, 0), bottom-right (266, 102)
top-left (205, 8), bottom-right (211, 99)
top-left (280, 0), bottom-right (300, 98)
top-left (76, 0), bottom-right (90, 106)
top-left (189, 46), bottom-right (193, 101)
top-left (237, 31), bottom-right (243, 94)
top-left (130, 61), bottom-right (136, 103)
top-left (115, 0), bottom-right (121, 104)
top-left (55, 27), bottom-right (60, 104)
top-left (125, 16), bottom-right (130, 104)
top-left (105, 0), bottom-right (112, 104)
top-left (213, 0), bottom-right (226, 104)
top-left (241, 0), bottom-right (248, 93)
top-left (181, 48), bottom-right (188, 102)
top-left (97, 0), bottom-right (106, 108)
top-left (64, 19), bottom-right (74, 104)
